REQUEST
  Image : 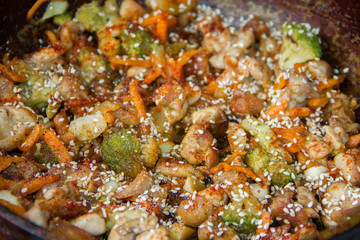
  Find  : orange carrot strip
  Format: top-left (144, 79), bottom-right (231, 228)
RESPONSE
top-left (0, 177), bottom-right (18, 190)
top-left (223, 163), bottom-right (264, 187)
top-left (45, 30), bottom-right (58, 44)
top-left (203, 81), bottom-right (219, 95)
top-left (140, 14), bottom-right (164, 27)
top-left (20, 174), bottom-right (60, 196)
top-left (155, 13), bottom-right (168, 43)
top-left (307, 96), bottom-right (329, 109)
top-left (273, 76), bottom-right (288, 90)
top-left (177, 49), bottom-right (200, 68)
top-left (264, 99), bottom-right (289, 117)
top-left (144, 68), bottom-right (162, 84)
top-left (18, 124), bottom-right (44, 152)
top-left (285, 107), bottom-right (310, 118)
top-left (317, 76), bottom-right (344, 90)
top-left (347, 133), bottom-right (360, 148)
top-left (0, 157), bottom-right (25, 172)
top-left (256, 212), bottom-right (271, 236)
top-left (224, 151), bottom-right (247, 164)
top-left (129, 79), bottom-right (147, 119)
top-left (27, 0), bottom-right (49, 20)
top-left (108, 56), bottom-right (152, 68)
top-left (0, 64), bottom-right (27, 82)
top-left (0, 199), bottom-right (26, 215)
top-left (285, 143), bottom-right (304, 154)
top-left (43, 129), bottom-right (72, 165)
top-left (293, 62), bottom-right (307, 74)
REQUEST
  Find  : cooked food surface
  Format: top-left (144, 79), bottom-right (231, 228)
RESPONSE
top-left (0, 0), bottom-right (359, 239)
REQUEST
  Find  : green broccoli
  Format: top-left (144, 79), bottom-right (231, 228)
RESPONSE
top-left (75, 47), bottom-right (111, 86)
top-left (53, 13), bottom-right (72, 26)
top-left (75, 1), bottom-right (107, 32)
top-left (279, 22), bottom-right (322, 69)
top-left (34, 140), bottom-right (59, 165)
top-left (39, 1), bottom-right (69, 23)
top-left (240, 117), bottom-right (291, 163)
top-left (267, 161), bottom-right (296, 187)
top-left (120, 29), bottom-right (158, 58)
top-left (101, 129), bottom-right (143, 179)
top-left (245, 147), bottom-right (271, 174)
top-left (221, 196), bottom-right (261, 236)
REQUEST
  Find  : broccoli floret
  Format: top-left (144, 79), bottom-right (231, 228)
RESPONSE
top-left (34, 140), bottom-right (59, 165)
top-left (279, 22), bottom-right (322, 69)
top-left (120, 29), bottom-right (158, 58)
top-left (101, 129), bottom-right (143, 179)
top-left (245, 147), bottom-right (271, 174)
top-left (240, 117), bottom-right (291, 163)
top-left (53, 13), bottom-right (71, 26)
top-left (75, 1), bottom-right (107, 32)
top-left (39, 1), bottom-right (69, 23)
top-left (267, 161), bottom-right (296, 187)
top-left (76, 47), bottom-right (111, 86)
top-left (221, 197), bottom-right (260, 236)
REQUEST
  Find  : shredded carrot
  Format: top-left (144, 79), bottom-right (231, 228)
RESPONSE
top-left (140, 14), bottom-right (164, 27)
top-left (317, 76), bottom-right (344, 90)
top-left (210, 162), bottom-right (263, 187)
top-left (166, 58), bottom-right (182, 80)
top-left (45, 30), bottom-right (59, 44)
top-left (0, 64), bottom-right (27, 82)
top-left (43, 129), bottom-right (72, 165)
top-left (177, 49), bottom-right (200, 68)
top-left (223, 163), bottom-right (264, 187)
top-left (203, 81), bottom-right (219, 95)
top-left (293, 62), bottom-right (307, 74)
top-left (0, 199), bottom-right (26, 215)
top-left (347, 133), bottom-right (360, 148)
top-left (0, 157), bottom-right (25, 172)
top-left (0, 177), bottom-right (18, 190)
top-left (103, 112), bottom-right (115, 124)
top-left (273, 75), bottom-right (288, 90)
top-left (329, 168), bottom-right (340, 175)
top-left (129, 79), bottom-right (147, 119)
top-left (224, 151), bottom-right (247, 164)
top-left (27, 0), bottom-right (49, 20)
top-left (20, 174), bottom-right (60, 196)
top-left (285, 107), bottom-right (310, 118)
top-left (18, 124), bottom-right (44, 152)
top-left (256, 211), bottom-right (271, 237)
top-left (167, 15), bottom-right (177, 28)
top-left (144, 68), bottom-right (162, 84)
top-left (307, 96), bottom-right (329, 109)
top-left (264, 99), bottom-right (289, 117)
top-left (155, 13), bottom-right (168, 43)
top-left (108, 56), bottom-right (152, 68)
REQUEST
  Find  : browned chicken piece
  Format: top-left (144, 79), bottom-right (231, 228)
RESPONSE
top-left (0, 76), bottom-right (22, 100)
top-left (176, 186), bottom-right (228, 227)
top-left (197, 15), bottom-right (231, 54)
top-left (25, 45), bottom-right (65, 70)
top-left (334, 149), bottom-right (360, 185)
top-left (180, 123), bottom-right (219, 168)
top-left (153, 80), bottom-right (189, 125)
top-left (243, 57), bottom-right (272, 89)
top-left (307, 60), bottom-right (332, 82)
top-left (47, 218), bottom-right (96, 240)
top-left (229, 89), bottom-right (264, 117)
top-left (243, 16), bottom-right (269, 38)
top-left (55, 74), bottom-right (88, 100)
top-left (322, 182), bottom-right (360, 228)
top-left (323, 92), bottom-right (358, 133)
top-left (0, 105), bottom-right (37, 151)
top-left (197, 216), bottom-right (237, 240)
top-left (270, 188), bottom-right (319, 228)
top-left (227, 122), bottom-right (247, 153)
top-left (259, 36), bottom-right (278, 59)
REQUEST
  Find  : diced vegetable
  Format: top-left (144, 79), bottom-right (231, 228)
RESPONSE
top-left (267, 161), bottom-right (296, 187)
top-left (120, 29), bottom-right (158, 58)
top-left (75, 47), bottom-right (111, 86)
top-left (154, 0), bottom-right (196, 15)
top-left (75, 1), bottom-right (107, 32)
top-left (101, 129), bottom-right (143, 178)
top-left (53, 13), bottom-right (71, 26)
top-left (34, 140), bottom-right (59, 165)
top-left (40, 1), bottom-right (69, 23)
top-left (240, 117), bottom-right (291, 163)
top-left (279, 22), bottom-right (322, 69)
top-left (170, 222), bottom-right (196, 240)
top-left (245, 147), bottom-right (271, 174)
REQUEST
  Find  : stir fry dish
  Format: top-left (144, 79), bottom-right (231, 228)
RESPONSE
top-left (1, 0), bottom-right (360, 239)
